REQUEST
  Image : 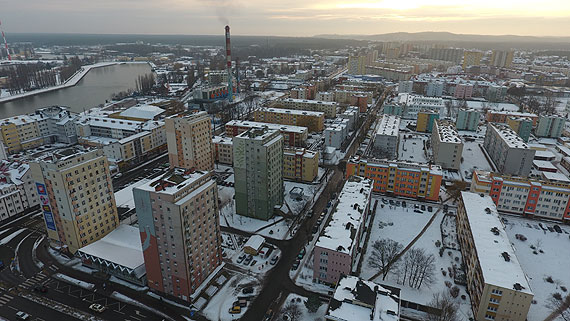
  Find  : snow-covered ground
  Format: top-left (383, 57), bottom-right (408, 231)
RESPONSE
top-left (230, 246), bottom-right (281, 274)
top-left (283, 181), bottom-right (319, 216)
top-left (114, 178), bottom-right (151, 209)
top-left (202, 274), bottom-right (260, 321)
top-left (398, 133), bottom-right (428, 163)
top-left (503, 215), bottom-right (570, 321)
top-left (278, 294), bottom-right (327, 321)
top-left (220, 199), bottom-right (293, 240)
top-left (459, 140), bottom-right (493, 180)
top-left (361, 200), bottom-right (473, 320)
top-left (53, 273), bottom-right (95, 290)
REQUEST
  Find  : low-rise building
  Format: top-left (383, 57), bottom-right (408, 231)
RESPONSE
top-left (283, 148), bottom-right (319, 182)
top-left (486, 111), bottom-right (538, 126)
top-left (454, 83), bottom-right (474, 99)
top-left (457, 192), bottom-right (533, 321)
top-left (483, 124), bottom-right (535, 177)
top-left (277, 98), bottom-right (338, 118)
top-left (456, 108), bottom-right (480, 131)
top-left (416, 110), bottom-right (440, 133)
top-left (212, 136), bottom-right (233, 165)
top-left (374, 115), bottom-right (400, 159)
top-left (346, 157), bottom-right (442, 201)
top-left (535, 115), bottom-right (565, 138)
top-left (471, 170), bottom-right (570, 221)
top-left (325, 275), bottom-right (400, 321)
top-left (313, 177), bottom-right (372, 284)
top-left (254, 108), bottom-right (325, 133)
top-left (225, 120), bottom-right (308, 147)
top-left (338, 106), bottom-right (359, 131)
top-left (0, 162), bottom-right (38, 222)
top-left (506, 117), bottom-right (533, 142)
top-left (431, 120), bottom-right (463, 170)
top-left (315, 91), bottom-right (334, 102)
top-left (323, 121), bottom-right (349, 149)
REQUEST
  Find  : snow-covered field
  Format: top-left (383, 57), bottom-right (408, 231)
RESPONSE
top-left (278, 294), bottom-right (327, 321)
top-left (202, 274), bottom-right (260, 321)
top-left (459, 140), bottom-right (493, 180)
top-left (361, 200), bottom-right (473, 320)
top-left (503, 215), bottom-right (570, 321)
top-left (398, 133), bottom-right (428, 163)
top-left (220, 199), bottom-right (293, 240)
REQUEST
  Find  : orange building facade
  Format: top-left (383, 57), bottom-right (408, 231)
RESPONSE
top-left (345, 157), bottom-right (443, 201)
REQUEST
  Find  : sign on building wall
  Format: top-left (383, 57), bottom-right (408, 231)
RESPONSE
top-left (36, 183), bottom-right (56, 231)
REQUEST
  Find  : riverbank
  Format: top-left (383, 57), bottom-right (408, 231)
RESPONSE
top-left (0, 61), bottom-right (118, 103)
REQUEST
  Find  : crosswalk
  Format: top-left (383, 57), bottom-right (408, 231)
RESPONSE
top-left (19, 271), bottom-right (48, 290)
top-left (0, 293), bottom-right (13, 306)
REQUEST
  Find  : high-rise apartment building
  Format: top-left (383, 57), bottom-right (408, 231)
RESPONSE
top-left (483, 124), bottom-right (535, 177)
top-left (535, 115), bottom-right (565, 138)
top-left (462, 50), bottom-right (483, 69)
top-left (134, 169), bottom-right (222, 301)
top-left (30, 148), bottom-right (119, 253)
top-left (490, 50), bottom-right (514, 68)
top-left (456, 108), bottom-right (480, 131)
top-left (165, 112), bottom-right (214, 171)
top-left (234, 128), bottom-right (284, 220)
top-left (348, 55), bottom-right (366, 75)
top-left (457, 192), bottom-right (533, 321)
top-left (431, 120), bottom-right (463, 170)
top-left (416, 110), bottom-right (440, 133)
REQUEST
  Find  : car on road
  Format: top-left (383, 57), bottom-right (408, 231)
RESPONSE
top-left (244, 255), bottom-right (253, 265)
top-left (89, 303), bottom-right (106, 313)
top-left (263, 309), bottom-right (274, 321)
top-left (33, 285), bottom-right (48, 293)
top-left (229, 306), bottom-right (241, 314)
top-left (237, 254), bottom-right (245, 264)
top-left (16, 312), bottom-right (30, 320)
top-left (270, 255), bottom-right (279, 265)
top-left (242, 287), bottom-right (254, 294)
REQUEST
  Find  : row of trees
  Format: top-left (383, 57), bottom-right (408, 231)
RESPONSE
top-left (59, 56), bottom-right (82, 82)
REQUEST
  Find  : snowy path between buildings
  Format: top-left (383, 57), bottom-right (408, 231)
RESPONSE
top-left (0, 62), bottom-right (117, 103)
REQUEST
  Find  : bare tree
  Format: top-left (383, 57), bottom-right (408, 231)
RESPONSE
top-left (397, 248), bottom-right (436, 289)
top-left (545, 294), bottom-right (570, 321)
top-left (281, 302), bottom-right (302, 321)
top-left (368, 239), bottom-right (403, 280)
top-left (427, 291), bottom-right (459, 321)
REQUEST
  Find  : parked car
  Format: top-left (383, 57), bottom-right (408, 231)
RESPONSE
top-left (233, 299), bottom-right (247, 308)
top-left (229, 306), bottom-right (241, 314)
top-left (250, 260), bottom-right (257, 266)
top-left (244, 255), bottom-right (253, 265)
top-left (33, 285), bottom-right (48, 293)
top-left (270, 256), bottom-right (279, 265)
top-left (242, 287), bottom-right (254, 294)
top-left (421, 204), bottom-right (426, 211)
top-left (16, 312), bottom-right (30, 320)
top-left (264, 309), bottom-right (274, 321)
top-left (427, 206), bottom-right (433, 212)
top-left (298, 248), bottom-right (306, 259)
top-left (237, 254), bottom-right (245, 264)
top-left (89, 303), bottom-right (106, 313)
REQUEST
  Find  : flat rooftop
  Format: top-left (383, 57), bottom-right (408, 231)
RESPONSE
top-left (226, 120), bottom-right (308, 134)
top-left (490, 123), bottom-right (529, 149)
top-left (282, 98), bottom-right (338, 106)
top-left (376, 115), bottom-right (400, 137)
top-left (258, 107), bottom-right (324, 117)
top-left (460, 192), bottom-right (532, 294)
top-left (435, 120), bottom-right (461, 144)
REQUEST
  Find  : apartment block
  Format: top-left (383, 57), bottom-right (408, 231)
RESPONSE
top-left (324, 120), bottom-right (349, 149)
top-left (315, 92), bottom-right (334, 102)
top-left (374, 115), bottom-right (400, 159)
top-left (225, 119), bottom-right (308, 147)
top-left (462, 50), bottom-right (483, 69)
top-left (535, 115), bottom-right (565, 138)
top-left (431, 120), bottom-right (463, 170)
top-left (426, 81), bottom-right (444, 97)
top-left (325, 276), bottom-right (400, 321)
top-left (277, 98), bottom-right (338, 118)
top-left (133, 169), bottom-right (222, 301)
top-left (165, 112), bottom-right (214, 171)
top-left (457, 192), bottom-right (533, 321)
top-left (483, 124), bottom-right (535, 177)
top-left (506, 117), bottom-right (533, 142)
top-left (338, 106), bottom-right (359, 131)
top-left (486, 111), bottom-right (538, 126)
top-left (346, 157), bottom-right (442, 201)
top-left (334, 90), bottom-right (373, 105)
top-left (348, 55), bottom-right (366, 75)
top-left (30, 148), bottom-right (119, 253)
top-left (486, 85), bottom-right (508, 102)
top-left (383, 103), bottom-right (404, 117)
top-left (0, 106), bottom-right (77, 153)
top-left (471, 170), bottom-right (570, 221)
top-left (212, 136), bottom-right (233, 165)
top-left (234, 128), bottom-right (284, 221)
top-left (398, 80), bottom-right (413, 94)
top-left (398, 94), bottom-right (445, 119)
top-left (416, 110), bottom-right (440, 133)
top-left (253, 107), bottom-right (325, 132)
top-left (490, 50), bottom-right (514, 68)
top-left (313, 176), bottom-right (372, 284)
top-left (283, 148), bottom-right (319, 182)
top-left (456, 108), bottom-right (480, 131)
top-left (0, 162), bottom-right (39, 222)
top-left (454, 83), bottom-right (474, 99)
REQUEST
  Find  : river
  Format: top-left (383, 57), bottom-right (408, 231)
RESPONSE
top-left (0, 63), bottom-right (153, 119)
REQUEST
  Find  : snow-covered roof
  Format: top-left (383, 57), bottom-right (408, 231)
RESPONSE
top-left (328, 275), bottom-right (399, 321)
top-left (119, 104), bottom-right (164, 120)
top-left (316, 177), bottom-right (372, 255)
top-left (259, 107), bottom-right (324, 117)
top-left (532, 160), bottom-right (557, 170)
top-left (282, 98), bottom-right (338, 106)
top-left (243, 235), bottom-right (265, 251)
top-left (541, 171), bottom-right (570, 183)
top-left (226, 120), bottom-right (308, 134)
top-left (489, 123), bottom-right (529, 149)
top-left (77, 225), bottom-right (145, 272)
top-left (435, 119), bottom-right (461, 144)
top-left (376, 115), bottom-right (400, 137)
top-left (460, 192), bottom-right (532, 294)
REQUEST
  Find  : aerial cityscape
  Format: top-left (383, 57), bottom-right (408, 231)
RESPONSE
top-left (0, 2), bottom-right (569, 321)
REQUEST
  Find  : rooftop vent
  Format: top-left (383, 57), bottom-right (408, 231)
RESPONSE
top-left (513, 283), bottom-right (525, 291)
top-left (485, 207), bottom-right (492, 214)
top-left (491, 227), bottom-right (500, 235)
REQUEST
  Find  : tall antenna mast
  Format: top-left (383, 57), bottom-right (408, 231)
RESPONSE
top-left (0, 20), bottom-right (11, 61)
top-left (225, 25), bottom-right (233, 103)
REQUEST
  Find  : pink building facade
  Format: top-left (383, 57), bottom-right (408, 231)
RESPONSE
top-left (454, 83), bottom-right (474, 99)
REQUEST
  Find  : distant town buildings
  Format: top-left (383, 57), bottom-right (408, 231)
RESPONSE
top-left (133, 169), bottom-right (222, 301)
top-left (165, 112), bottom-right (214, 171)
top-left (225, 119), bottom-right (308, 147)
top-left (457, 192), bottom-right (533, 321)
top-left (313, 176), bottom-right (372, 284)
top-left (30, 148), bottom-right (119, 253)
top-left (462, 50), bottom-right (483, 69)
top-left (233, 128), bottom-right (284, 220)
top-left (490, 50), bottom-right (514, 68)
top-left (486, 111), bottom-right (538, 126)
top-left (483, 123), bottom-right (535, 177)
top-left (277, 98), bottom-right (338, 118)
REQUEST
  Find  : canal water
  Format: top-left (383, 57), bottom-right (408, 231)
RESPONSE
top-left (0, 63), bottom-right (152, 119)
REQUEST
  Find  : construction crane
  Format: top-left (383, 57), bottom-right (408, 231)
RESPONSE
top-left (0, 20), bottom-right (11, 61)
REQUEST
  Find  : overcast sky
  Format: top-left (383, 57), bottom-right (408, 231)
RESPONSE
top-left (2, 0), bottom-right (569, 37)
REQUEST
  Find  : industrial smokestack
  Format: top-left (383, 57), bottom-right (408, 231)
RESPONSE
top-left (225, 25), bottom-right (233, 102)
